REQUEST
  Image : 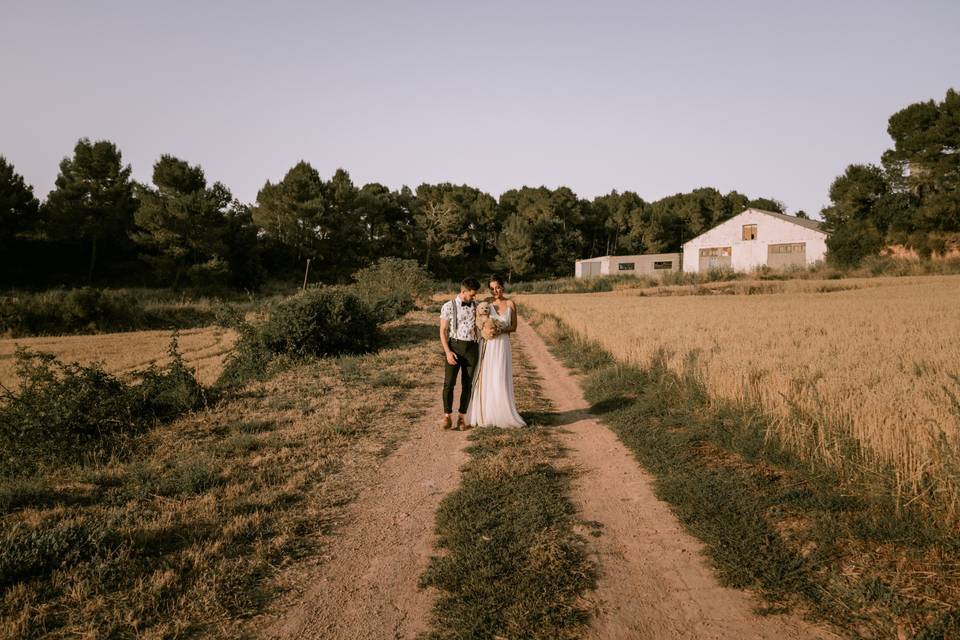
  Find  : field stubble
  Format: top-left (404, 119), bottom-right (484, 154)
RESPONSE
top-left (0, 325), bottom-right (237, 389)
top-left (520, 274), bottom-right (960, 525)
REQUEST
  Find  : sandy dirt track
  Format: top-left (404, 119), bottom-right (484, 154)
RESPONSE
top-left (256, 378), bottom-right (469, 640)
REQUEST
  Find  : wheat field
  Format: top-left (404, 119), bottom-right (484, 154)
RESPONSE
top-left (0, 325), bottom-right (237, 390)
top-left (520, 274), bottom-right (960, 522)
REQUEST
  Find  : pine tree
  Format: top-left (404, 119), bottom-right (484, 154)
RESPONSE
top-left (42, 139), bottom-right (137, 282)
top-left (494, 214), bottom-right (534, 282)
top-left (132, 155), bottom-right (233, 288)
top-left (0, 156), bottom-right (40, 253)
top-left (252, 161), bottom-right (328, 268)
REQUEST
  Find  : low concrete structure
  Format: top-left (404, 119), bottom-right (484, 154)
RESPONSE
top-left (575, 252), bottom-right (681, 278)
top-left (681, 208), bottom-right (827, 273)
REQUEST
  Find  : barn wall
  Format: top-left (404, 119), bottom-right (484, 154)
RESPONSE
top-left (608, 253), bottom-right (681, 275)
top-left (575, 253), bottom-right (681, 278)
top-left (681, 210), bottom-right (827, 273)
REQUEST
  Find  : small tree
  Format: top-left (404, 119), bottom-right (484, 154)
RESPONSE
top-left (494, 214), bottom-right (534, 282)
top-left (352, 257), bottom-right (432, 321)
top-left (821, 164), bottom-right (891, 266)
top-left (825, 219), bottom-right (884, 267)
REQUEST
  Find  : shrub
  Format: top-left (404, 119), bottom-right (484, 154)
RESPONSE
top-left (0, 337), bottom-right (205, 474)
top-left (826, 219), bottom-right (884, 267)
top-left (0, 287), bottom-right (226, 337)
top-left (215, 313), bottom-right (275, 389)
top-left (351, 258), bottom-right (433, 321)
top-left (0, 350), bottom-right (140, 472)
top-left (133, 335), bottom-right (207, 420)
top-left (215, 288), bottom-right (381, 389)
top-left (260, 287), bottom-right (379, 358)
top-left (0, 287), bottom-right (146, 336)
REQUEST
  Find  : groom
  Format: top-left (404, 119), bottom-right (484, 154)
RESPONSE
top-left (439, 277), bottom-right (481, 431)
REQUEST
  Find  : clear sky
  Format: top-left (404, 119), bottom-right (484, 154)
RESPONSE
top-left (2, 0), bottom-right (958, 218)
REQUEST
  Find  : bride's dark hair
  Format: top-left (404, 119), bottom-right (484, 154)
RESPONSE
top-left (488, 274), bottom-right (506, 289)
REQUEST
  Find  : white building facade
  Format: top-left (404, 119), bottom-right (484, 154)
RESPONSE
top-left (681, 208), bottom-right (827, 273)
top-left (575, 252), bottom-right (681, 278)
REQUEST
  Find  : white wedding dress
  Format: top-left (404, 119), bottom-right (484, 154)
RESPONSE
top-left (466, 305), bottom-right (527, 428)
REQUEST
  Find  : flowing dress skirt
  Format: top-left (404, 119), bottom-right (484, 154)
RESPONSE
top-left (465, 318), bottom-right (526, 428)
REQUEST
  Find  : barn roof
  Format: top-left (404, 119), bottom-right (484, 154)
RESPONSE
top-left (751, 208), bottom-right (825, 232)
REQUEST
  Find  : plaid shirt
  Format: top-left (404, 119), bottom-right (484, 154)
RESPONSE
top-left (440, 296), bottom-right (477, 341)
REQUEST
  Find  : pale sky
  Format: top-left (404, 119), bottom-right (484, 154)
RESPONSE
top-left (2, 0), bottom-right (958, 218)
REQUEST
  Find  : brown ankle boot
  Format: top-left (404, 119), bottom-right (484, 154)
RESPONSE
top-left (440, 414), bottom-right (453, 430)
top-left (457, 414), bottom-right (470, 431)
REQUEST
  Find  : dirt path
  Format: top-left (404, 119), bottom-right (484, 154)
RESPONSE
top-left (515, 318), bottom-right (842, 640)
top-left (257, 384), bottom-right (468, 639)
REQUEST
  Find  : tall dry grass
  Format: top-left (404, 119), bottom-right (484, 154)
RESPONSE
top-left (520, 274), bottom-right (960, 524)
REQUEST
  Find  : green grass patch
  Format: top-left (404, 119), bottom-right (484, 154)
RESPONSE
top-left (419, 337), bottom-right (596, 640)
top-left (419, 428), bottom-right (595, 640)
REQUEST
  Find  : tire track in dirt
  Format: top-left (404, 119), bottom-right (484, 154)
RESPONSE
top-left (256, 377), bottom-right (468, 639)
top-left (515, 318), bottom-right (842, 640)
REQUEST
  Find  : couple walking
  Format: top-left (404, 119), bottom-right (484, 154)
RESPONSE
top-left (439, 276), bottom-right (526, 430)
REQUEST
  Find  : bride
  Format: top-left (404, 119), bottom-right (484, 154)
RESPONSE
top-left (465, 276), bottom-right (526, 428)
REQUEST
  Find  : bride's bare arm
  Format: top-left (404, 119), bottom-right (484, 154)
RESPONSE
top-left (506, 300), bottom-right (518, 333)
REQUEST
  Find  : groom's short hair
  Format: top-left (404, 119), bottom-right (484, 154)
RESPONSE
top-left (461, 277), bottom-right (481, 292)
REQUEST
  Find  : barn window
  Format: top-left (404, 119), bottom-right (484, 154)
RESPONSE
top-left (653, 261), bottom-right (673, 270)
top-left (699, 247), bottom-right (731, 257)
top-left (618, 262), bottom-right (636, 271)
top-left (742, 224), bottom-right (757, 240)
top-left (769, 243), bottom-right (804, 254)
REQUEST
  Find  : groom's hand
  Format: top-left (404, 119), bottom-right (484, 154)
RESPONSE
top-left (445, 351), bottom-right (458, 366)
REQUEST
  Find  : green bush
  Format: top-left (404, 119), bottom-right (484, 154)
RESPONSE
top-left (351, 258), bottom-right (433, 321)
top-left (134, 337), bottom-right (207, 421)
top-left (826, 219), bottom-right (884, 267)
top-left (0, 287), bottom-right (225, 337)
top-left (0, 337), bottom-right (205, 474)
top-left (0, 288), bottom-right (145, 336)
top-left (215, 288), bottom-right (381, 389)
top-left (215, 313), bottom-right (275, 389)
top-left (260, 287), bottom-right (379, 358)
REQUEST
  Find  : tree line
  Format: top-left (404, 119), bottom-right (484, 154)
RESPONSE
top-left (822, 88), bottom-right (960, 265)
top-left (7, 88), bottom-right (954, 290)
top-left (1, 145), bottom-right (791, 289)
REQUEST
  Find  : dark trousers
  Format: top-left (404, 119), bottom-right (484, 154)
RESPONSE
top-left (443, 338), bottom-right (480, 414)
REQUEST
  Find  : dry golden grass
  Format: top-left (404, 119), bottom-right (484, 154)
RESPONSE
top-left (0, 325), bottom-right (237, 389)
top-left (520, 273), bottom-right (960, 523)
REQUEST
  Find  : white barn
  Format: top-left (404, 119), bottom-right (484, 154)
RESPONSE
top-left (575, 252), bottom-right (681, 278)
top-left (681, 208), bottom-right (827, 273)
